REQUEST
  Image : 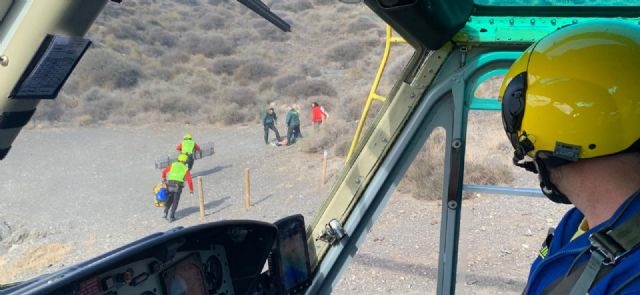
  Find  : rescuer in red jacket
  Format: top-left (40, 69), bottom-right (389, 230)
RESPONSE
top-left (311, 102), bottom-right (328, 128)
top-left (161, 154), bottom-right (194, 223)
top-left (175, 133), bottom-right (201, 170)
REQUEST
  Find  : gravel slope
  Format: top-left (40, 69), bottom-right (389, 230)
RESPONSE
top-left (0, 126), bottom-right (570, 294)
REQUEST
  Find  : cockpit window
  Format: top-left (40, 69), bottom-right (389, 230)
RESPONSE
top-left (475, 0), bottom-right (640, 5)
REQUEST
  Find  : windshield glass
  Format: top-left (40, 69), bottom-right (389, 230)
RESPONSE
top-left (476, 0), bottom-right (640, 5)
top-left (4, 1), bottom-right (635, 294)
top-left (0, 0), bottom-right (413, 288)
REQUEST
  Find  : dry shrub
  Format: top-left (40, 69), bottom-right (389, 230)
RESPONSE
top-left (41, 0), bottom-right (388, 128)
top-left (99, 2), bottom-right (122, 19)
top-left (211, 57), bottom-right (243, 75)
top-left (61, 74), bottom-right (82, 96)
top-left (228, 30), bottom-right (259, 47)
top-left (51, 87), bottom-right (122, 126)
top-left (108, 41), bottom-right (132, 55)
top-left (402, 113), bottom-right (516, 201)
top-left (326, 40), bottom-right (365, 64)
top-left (148, 29), bottom-right (178, 47)
top-left (347, 16), bottom-right (381, 32)
top-left (155, 92), bottom-right (199, 115)
top-left (283, 79), bottom-right (337, 98)
top-left (110, 22), bottom-right (145, 41)
top-left (273, 74), bottom-right (304, 94)
top-left (129, 18), bottom-right (147, 32)
top-left (163, 50), bottom-right (191, 64)
top-left (175, 0), bottom-right (199, 5)
top-left (300, 129), bottom-right (333, 154)
top-left (255, 25), bottom-right (291, 42)
top-left (145, 62), bottom-right (177, 81)
top-left (76, 48), bottom-right (143, 89)
top-left (259, 79), bottom-right (274, 92)
top-left (34, 100), bottom-right (65, 122)
top-left (272, 0), bottom-right (313, 12)
top-left (333, 135), bottom-right (353, 157)
top-left (189, 80), bottom-right (217, 96)
top-left (143, 45), bottom-right (165, 58)
top-left (403, 128), bottom-right (446, 200)
top-left (234, 61), bottom-right (277, 83)
top-left (182, 32), bottom-right (233, 57)
top-left (199, 14), bottom-right (225, 30)
top-left (207, 103), bottom-right (256, 125)
top-left (225, 87), bottom-right (257, 107)
top-left (335, 94), bottom-right (365, 122)
top-left (312, 0), bottom-right (333, 6)
top-left (299, 64), bottom-right (321, 78)
top-left (292, 0), bottom-right (314, 11)
top-left (464, 161), bottom-right (513, 187)
top-left (300, 119), bottom-right (354, 154)
top-left (464, 111), bottom-right (515, 187)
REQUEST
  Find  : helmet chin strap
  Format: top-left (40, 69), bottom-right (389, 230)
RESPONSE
top-left (512, 150), bottom-right (572, 204)
top-left (535, 157), bottom-right (572, 204)
top-left (510, 133), bottom-right (574, 204)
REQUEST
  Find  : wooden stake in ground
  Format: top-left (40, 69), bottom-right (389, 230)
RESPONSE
top-left (244, 168), bottom-right (251, 208)
top-left (197, 176), bottom-right (205, 218)
top-left (321, 150), bottom-right (328, 186)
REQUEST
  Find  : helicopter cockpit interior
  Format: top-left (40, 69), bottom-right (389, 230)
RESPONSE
top-left (1, 0), bottom-right (640, 294)
top-left (3, 215), bottom-right (311, 295)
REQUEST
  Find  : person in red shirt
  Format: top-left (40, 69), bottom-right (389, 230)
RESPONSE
top-left (161, 154), bottom-right (194, 223)
top-left (311, 102), bottom-right (328, 128)
top-left (175, 134), bottom-right (201, 170)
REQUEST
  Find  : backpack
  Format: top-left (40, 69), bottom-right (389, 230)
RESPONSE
top-left (153, 183), bottom-right (168, 207)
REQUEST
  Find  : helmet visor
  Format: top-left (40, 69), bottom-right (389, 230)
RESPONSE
top-left (501, 72), bottom-right (527, 151)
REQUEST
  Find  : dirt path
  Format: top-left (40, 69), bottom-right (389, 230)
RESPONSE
top-left (0, 125), bottom-right (334, 282)
top-left (0, 126), bottom-right (570, 294)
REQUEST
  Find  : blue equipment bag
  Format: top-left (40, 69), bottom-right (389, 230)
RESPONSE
top-left (156, 187), bottom-right (168, 202)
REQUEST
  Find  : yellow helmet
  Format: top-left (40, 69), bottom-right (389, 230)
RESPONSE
top-left (499, 20), bottom-right (640, 203)
top-left (184, 134), bottom-right (192, 140)
top-left (178, 154), bottom-right (188, 163)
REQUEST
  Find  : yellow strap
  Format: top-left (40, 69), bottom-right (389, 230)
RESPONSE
top-left (571, 218), bottom-right (590, 241)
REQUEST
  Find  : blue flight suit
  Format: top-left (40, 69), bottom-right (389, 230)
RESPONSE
top-left (525, 192), bottom-right (640, 294)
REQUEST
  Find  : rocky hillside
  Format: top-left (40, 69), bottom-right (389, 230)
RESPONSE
top-left (34, 0), bottom-right (411, 128)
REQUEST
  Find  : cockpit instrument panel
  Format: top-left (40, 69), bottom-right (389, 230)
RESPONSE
top-left (6, 221), bottom-right (276, 295)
